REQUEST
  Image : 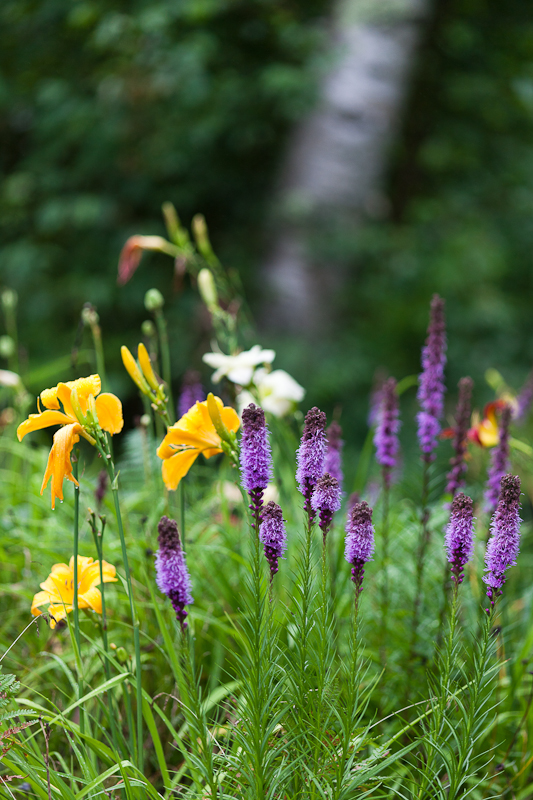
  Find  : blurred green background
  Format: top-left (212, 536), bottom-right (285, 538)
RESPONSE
top-left (1, 0), bottom-right (533, 445)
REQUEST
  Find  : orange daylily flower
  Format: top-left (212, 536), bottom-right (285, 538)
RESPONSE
top-left (17, 374), bottom-right (123, 508)
top-left (31, 555), bottom-right (117, 629)
top-left (157, 396), bottom-right (240, 490)
top-left (467, 400), bottom-right (507, 447)
top-left (117, 235), bottom-right (176, 285)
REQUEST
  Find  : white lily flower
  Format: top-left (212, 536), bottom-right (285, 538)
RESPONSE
top-left (0, 369), bottom-right (22, 389)
top-left (203, 345), bottom-right (275, 385)
top-left (254, 368), bottom-right (305, 417)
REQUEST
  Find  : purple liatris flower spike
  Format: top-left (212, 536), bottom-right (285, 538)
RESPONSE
top-left (156, 516), bottom-right (193, 631)
top-left (311, 473), bottom-right (342, 543)
top-left (374, 377), bottom-right (400, 488)
top-left (483, 474), bottom-right (521, 606)
top-left (484, 405), bottom-right (511, 513)
top-left (178, 371), bottom-right (205, 418)
top-left (445, 492), bottom-right (475, 584)
top-left (296, 406), bottom-right (327, 519)
top-left (324, 421), bottom-right (344, 486)
top-left (240, 403), bottom-right (272, 521)
top-left (515, 370), bottom-right (533, 423)
top-left (345, 501), bottom-right (375, 594)
top-left (417, 295), bottom-right (447, 462)
top-left (446, 377), bottom-right (473, 497)
top-left (259, 501), bottom-right (287, 579)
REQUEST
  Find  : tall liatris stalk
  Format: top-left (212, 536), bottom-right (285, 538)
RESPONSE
top-left (311, 473), bottom-right (342, 545)
top-left (155, 516), bottom-right (194, 631)
top-left (445, 377), bottom-right (473, 497)
top-left (373, 377), bottom-right (400, 663)
top-left (418, 493), bottom-right (475, 800)
top-left (484, 404), bottom-right (511, 514)
top-left (413, 295), bottom-right (447, 658)
top-left (296, 406), bottom-right (327, 521)
top-left (447, 476), bottom-right (521, 800)
top-left (345, 501), bottom-right (375, 600)
top-left (240, 403), bottom-right (272, 530)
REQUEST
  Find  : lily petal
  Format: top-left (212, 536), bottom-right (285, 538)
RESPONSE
top-left (95, 393), bottom-right (124, 434)
top-left (41, 423), bottom-right (82, 509)
top-left (17, 410), bottom-right (74, 441)
top-left (161, 448), bottom-right (200, 491)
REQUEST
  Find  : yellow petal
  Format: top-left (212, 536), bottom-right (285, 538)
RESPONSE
top-left (17, 410), bottom-right (74, 441)
top-left (137, 343), bottom-right (160, 392)
top-left (67, 375), bottom-right (101, 404)
top-left (31, 590), bottom-right (52, 614)
top-left (79, 560), bottom-right (117, 591)
top-left (121, 346), bottom-right (149, 393)
top-left (40, 387), bottom-right (60, 410)
top-left (47, 603), bottom-right (71, 628)
top-left (41, 423), bottom-right (82, 509)
top-left (220, 405), bottom-right (240, 433)
top-left (161, 448), bottom-right (200, 491)
top-left (79, 586), bottom-right (102, 614)
top-left (95, 393), bottom-right (124, 434)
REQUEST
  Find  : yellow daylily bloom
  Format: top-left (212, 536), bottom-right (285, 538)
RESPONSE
top-left (32, 555), bottom-right (117, 629)
top-left (17, 374), bottom-right (124, 508)
top-left (157, 396), bottom-right (240, 490)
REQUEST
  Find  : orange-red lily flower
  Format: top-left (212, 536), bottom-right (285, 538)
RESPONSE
top-left (17, 374), bottom-right (123, 508)
top-left (157, 396), bottom-right (240, 490)
top-left (467, 400), bottom-right (507, 447)
top-left (31, 555), bottom-right (117, 628)
top-left (117, 235), bottom-right (176, 285)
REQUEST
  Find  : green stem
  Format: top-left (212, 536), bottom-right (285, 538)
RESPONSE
top-left (380, 477), bottom-right (390, 669)
top-left (411, 459), bottom-right (431, 662)
top-left (154, 308), bottom-right (174, 423)
top-left (90, 322), bottom-right (107, 390)
top-left (72, 455), bottom-right (84, 734)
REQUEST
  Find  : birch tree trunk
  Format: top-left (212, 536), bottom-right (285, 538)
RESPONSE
top-left (262, 0), bottom-right (432, 333)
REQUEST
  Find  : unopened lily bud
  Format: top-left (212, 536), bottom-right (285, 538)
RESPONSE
top-left (198, 269), bottom-right (218, 310)
top-left (207, 392), bottom-right (230, 442)
top-left (145, 288), bottom-right (164, 312)
top-left (115, 646), bottom-right (129, 664)
top-left (138, 343), bottom-right (160, 392)
top-left (121, 345), bottom-right (150, 395)
top-left (0, 335), bottom-right (15, 359)
top-left (162, 202), bottom-right (180, 242)
top-left (192, 213), bottom-right (212, 257)
top-left (1, 289), bottom-right (17, 311)
top-left (141, 320), bottom-right (156, 338)
top-left (81, 304), bottom-right (99, 327)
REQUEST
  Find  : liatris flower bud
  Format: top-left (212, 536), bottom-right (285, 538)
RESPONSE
top-left (156, 516), bottom-right (193, 631)
top-left (259, 501), bottom-right (287, 579)
top-left (483, 474), bottom-right (521, 606)
top-left (446, 377), bottom-right (473, 496)
top-left (374, 377), bottom-right (400, 488)
top-left (417, 295), bottom-right (447, 462)
top-left (324, 421), bottom-right (344, 486)
top-left (240, 403), bottom-right (272, 520)
top-left (445, 492), bottom-right (475, 584)
top-left (296, 406), bottom-right (327, 519)
top-left (178, 371), bottom-right (205, 418)
top-left (515, 370), bottom-right (533, 423)
top-left (311, 473), bottom-right (342, 543)
top-left (484, 405), bottom-right (511, 513)
top-left (344, 501), bottom-right (375, 594)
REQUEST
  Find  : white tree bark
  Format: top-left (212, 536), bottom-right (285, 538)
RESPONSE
top-left (262, 0), bottom-right (432, 332)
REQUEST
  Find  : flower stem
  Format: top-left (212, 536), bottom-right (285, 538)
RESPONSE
top-left (379, 478), bottom-right (390, 668)
top-left (154, 308), bottom-right (174, 423)
top-left (411, 459), bottom-right (431, 662)
top-left (71, 454), bottom-right (84, 734)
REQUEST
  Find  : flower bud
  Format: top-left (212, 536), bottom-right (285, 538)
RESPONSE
top-left (81, 304), bottom-right (99, 327)
top-left (144, 288), bottom-right (164, 312)
top-left (0, 335), bottom-right (16, 359)
top-left (141, 320), bottom-right (156, 338)
top-left (138, 343), bottom-right (160, 392)
top-left (198, 269), bottom-right (218, 310)
top-left (1, 289), bottom-right (17, 311)
top-left (207, 392), bottom-right (230, 442)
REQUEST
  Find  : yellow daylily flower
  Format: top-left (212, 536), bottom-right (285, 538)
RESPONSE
top-left (17, 374), bottom-right (123, 508)
top-left (32, 555), bottom-right (117, 629)
top-left (157, 396), bottom-right (240, 490)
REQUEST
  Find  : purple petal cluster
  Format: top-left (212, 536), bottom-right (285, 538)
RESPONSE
top-left (259, 501), bottom-right (287, 579)
top-left (178, 371), bottom-right (205, 418)
top-left (156, 516), bottom-right (194, 631)
top-left (484, 405), bottom-right (511, 514)
top-left (311, 473), bottom-right (342, 543)
top-left (446, 377), bottom-right (473, 496)
top-left (344, 501), bottom-right (375, 594)
top-left (296, 407), bottom-right (327, 519)
top-left (240, 404), bottom-right (272, 520)
top-left (417, 295), bottom-right (447, 462)
top-left (445, 492), bottom-right (475, 584)
top-left (515, 370), bottom-right (533, 423)
top-left (368, 374), bottom-right (385, 427)
top-left (483, 474), bottom-right (521, 605)
top-left (324, 421), bottom-right (344, 487)
top-left (374, 377), bottom-right (400, 487)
